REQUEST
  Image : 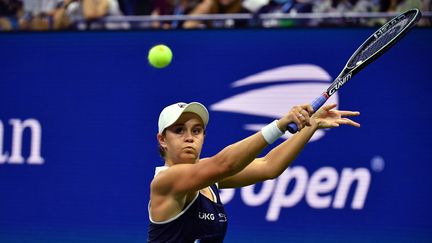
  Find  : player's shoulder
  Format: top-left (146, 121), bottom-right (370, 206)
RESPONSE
top-left (151, 163), bottom-right (191, 184)
top-left (150, 169), bottom-right (173, 195)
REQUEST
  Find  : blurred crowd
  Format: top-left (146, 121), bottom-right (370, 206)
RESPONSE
top-left (0, 0), bottom-right (430, 31)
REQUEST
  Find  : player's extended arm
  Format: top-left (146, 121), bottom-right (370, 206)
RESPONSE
top-left (219, 104), bottom-right (360, 188)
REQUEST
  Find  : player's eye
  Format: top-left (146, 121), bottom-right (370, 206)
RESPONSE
top-left (173, 127), bottom-right (184, 134)
top-left (192, 127), bottom-right (203, 135)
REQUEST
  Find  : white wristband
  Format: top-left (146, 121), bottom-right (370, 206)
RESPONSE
top-left (261, 120), bottom-right (284, 144)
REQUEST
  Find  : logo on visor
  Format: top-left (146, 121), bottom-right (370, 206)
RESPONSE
top-left (210, 64), bottom-right (337, 142)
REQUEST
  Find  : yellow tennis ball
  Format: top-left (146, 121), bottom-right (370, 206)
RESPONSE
top-left (148, 44), bottom-right (173, 68)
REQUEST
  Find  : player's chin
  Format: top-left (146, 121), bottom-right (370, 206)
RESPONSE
top-left (180, 152), bottom-right (198, 162)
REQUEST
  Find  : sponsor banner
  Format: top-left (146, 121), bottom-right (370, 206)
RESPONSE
top-left (0, 29), bottom-right (431, 242)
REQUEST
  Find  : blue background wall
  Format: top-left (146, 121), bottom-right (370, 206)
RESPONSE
top-left (0, 28), bottom-right (431, 242)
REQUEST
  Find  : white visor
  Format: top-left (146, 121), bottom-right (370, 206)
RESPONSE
top-left (158, 102), bottom-right (209, 134)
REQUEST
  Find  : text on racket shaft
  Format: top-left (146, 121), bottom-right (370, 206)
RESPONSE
top-left (328, 72), bottom-right (352, 96)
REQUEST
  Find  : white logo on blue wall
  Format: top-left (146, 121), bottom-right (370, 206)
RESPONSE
top-left (210, 64), bottom-right (338, 142)
top-left (210, 64), bottom-right (373, 221)
top-left (0, 118), bottom-right (44, 165)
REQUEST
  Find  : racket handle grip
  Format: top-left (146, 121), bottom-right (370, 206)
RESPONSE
top-left (286, 94), bottom-right (328, 134)
top-left (311, 94), bottom-right (328, 112)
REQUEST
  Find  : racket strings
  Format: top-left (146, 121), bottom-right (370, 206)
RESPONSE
top-left (349, 11), bottom-right (418, 68)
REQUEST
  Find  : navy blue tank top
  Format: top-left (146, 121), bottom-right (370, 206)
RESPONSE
top-left (148, 184), bottom-right (228, 243)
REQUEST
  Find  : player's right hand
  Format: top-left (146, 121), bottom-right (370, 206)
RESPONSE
top-left (278, 104), bottom-right (314, 132)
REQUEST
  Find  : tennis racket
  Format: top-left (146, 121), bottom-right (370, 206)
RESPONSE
top-left (287, 8), bottom-right (422, 133)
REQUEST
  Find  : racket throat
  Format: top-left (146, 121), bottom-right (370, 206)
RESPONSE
top-left (328, 72), bottom-right (353, 96)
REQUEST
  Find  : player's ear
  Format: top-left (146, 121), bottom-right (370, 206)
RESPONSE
top-left (157, 133), bottom-right (167, 148)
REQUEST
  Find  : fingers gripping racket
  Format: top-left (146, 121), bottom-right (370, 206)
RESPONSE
top-left (287, 8), bottom-right (422, 133)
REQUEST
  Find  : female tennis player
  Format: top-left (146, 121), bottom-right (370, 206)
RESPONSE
top-left (148, 101), bottom-right (360, 242)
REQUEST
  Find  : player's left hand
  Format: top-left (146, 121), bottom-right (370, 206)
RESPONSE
top-left (312, 104), bottom-right (360, 129)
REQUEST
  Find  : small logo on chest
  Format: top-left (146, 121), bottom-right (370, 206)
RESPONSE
top-left (198, 212), bottom-right (215, 221)
top-left (198, 212), bottom-right (228, 222)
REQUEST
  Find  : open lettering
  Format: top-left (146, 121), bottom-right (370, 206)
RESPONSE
top-left (0, 119), bottom-right (44, 165)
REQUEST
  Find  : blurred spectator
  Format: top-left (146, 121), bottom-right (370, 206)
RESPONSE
top-left (64, 0), bottom-right (129, 30)
top-left (116, 0), bottom-right (136, 15)
top-left (372, 0), bottom-right (427, 25)
top-left (124, 0), bottom-right (151, 29)
top-left (150, 0), bottom-right (201, 29)
top-left (422, 0), bottom-right (431, 25)
top-left (183, 0), bottom-right (251, 29)
top-left (311, 0), bottom-right (379, 26)
top-left (398, 0), bottom-right (431, 26)
top-left (51, 0), bottom-right (76, 30)
top-left (0, 0), bottom-right (22, 31)
top-left (133, 0), bottom-right (152, 15)
top-left (19, 0), bottom-right (64, 30)
top-left (243, 0), bottom-right (270, 13)
top-left (255, 0), bottom-right (315, 27)
top-left (379, 0), bottom-right (419, 12)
